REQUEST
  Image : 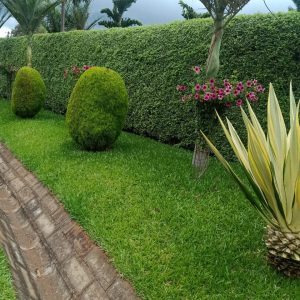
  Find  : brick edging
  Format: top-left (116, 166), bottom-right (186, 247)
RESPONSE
top-left (0, 143), bottom-right (139, 300)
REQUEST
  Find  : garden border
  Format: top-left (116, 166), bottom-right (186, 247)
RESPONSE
top-left (0, 142), bottom-right (139, 300)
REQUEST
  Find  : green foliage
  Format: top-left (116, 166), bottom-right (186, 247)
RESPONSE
top-left (0, 2), bottom-right (10, 29)
top-left (1, 0), bottom-right (60, 35)
top-left (1, 100), bottom-right (300, 299)
top-left (43, 0), bottom-right (100, 32)
top-left (99, 0), bottom-right (142, 28)
top-left (11, 66), bottom-right (46, 118)
top-left (11, 24), bottom-right (47, 37)
top-left (0, 249), bottom-right (15, 300)
top-left (290, 0), bottom-right (300, 11)
top-left (0, 13), bottom-right (299, 158)
top-left (179, 0), bottom-right (210, 20)
top-left (66, 67), bottom-right (128, 150)
top-left (1, 0), bottom-right (60, 65)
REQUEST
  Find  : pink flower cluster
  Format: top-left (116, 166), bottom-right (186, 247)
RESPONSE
top-left (177, 66), bottom-right (265, 108)
top-left (64, 65), bottom-right (92, 79)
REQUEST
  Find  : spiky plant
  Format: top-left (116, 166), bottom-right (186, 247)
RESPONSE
top-left (202, 83), bottom-right (300, 277)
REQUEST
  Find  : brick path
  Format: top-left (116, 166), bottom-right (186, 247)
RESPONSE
top-left (0, 143), bottom-right (139, 300)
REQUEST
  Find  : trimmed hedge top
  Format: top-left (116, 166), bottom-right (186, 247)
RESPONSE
top-left (66, 67), bottom-right (128, 151)
top-left (11, 67), bottom-right (46, 118)
top-left (0, 12), bottom-right (299, 158)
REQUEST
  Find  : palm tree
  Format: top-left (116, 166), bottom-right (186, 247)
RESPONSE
top-left (60, 0), bottom-right (91, 31)
top-left (0, 0), bottom-right (60, 66)
top-left (179, 0), bottom-right (210, 20)
top-left (11, 24), bottom-right (48, 36)
top-left (289, 0), bottom-right (300, 11)
top-left (67, 0), bottom-right (100, 30)
top-left (99, 0), bottom-right (142, 28)
top-left (61, 0), bottom-right (66, 31)
top-left (0, 2), bottom-right (10, 28)
top-left (43, 4), bottom-right (61, 32)
top-left (44, 0), bottom-right (99, 32)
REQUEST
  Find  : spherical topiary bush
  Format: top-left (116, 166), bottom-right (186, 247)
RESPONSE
top-left (11, 67), bottom-right (46, 118)
top-left (66, 67), bottom-right (129, 151)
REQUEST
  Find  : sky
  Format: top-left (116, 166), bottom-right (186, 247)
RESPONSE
top-left (0, 0), bottom-right (295, 37)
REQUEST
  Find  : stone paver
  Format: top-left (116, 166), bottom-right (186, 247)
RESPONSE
top-left (0, 143), bottom-right (139, 300)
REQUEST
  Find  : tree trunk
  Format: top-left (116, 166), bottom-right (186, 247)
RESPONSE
top-left (61, 0), bottom-right (66, 32)
top-left (192, 144), bottom-right (210, 177)
top-left (27, 35), bottom-right (33, 67)
top-left (192, 104), bottom-right (213, 176)
top-left (206, 19), bottom-right (224, 79)
top-left (192, 19), bottom-right (225, 176)
top-left (117, 16), bottom-right (122, 27)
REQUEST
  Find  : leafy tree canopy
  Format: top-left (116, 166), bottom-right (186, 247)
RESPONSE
top-left (99, 0), bottom-right (142, 28)
top-left (179, 0), bottom-right (210, 20)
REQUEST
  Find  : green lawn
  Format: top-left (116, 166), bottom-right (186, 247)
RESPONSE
top-left (0, 248), bottom-right (16, 299)
top-left (0, 100), bottom-right (299, 299)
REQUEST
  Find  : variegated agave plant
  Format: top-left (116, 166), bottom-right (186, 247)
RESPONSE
top-left (202, 83), bottom-right (300, 277)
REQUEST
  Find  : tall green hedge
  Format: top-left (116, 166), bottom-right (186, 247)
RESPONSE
top-left (0, 12), bottom-right (299, 158)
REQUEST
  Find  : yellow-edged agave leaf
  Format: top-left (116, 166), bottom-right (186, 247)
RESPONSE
top-left (246, 122), bottom-right (285, 224)
top-left (225, 117), bottom-right (250, 171)
top-left (239, 108), bottom-right (279, 216)
top-left (290, 174), bottom-right (300, 232)
top-left (290, 82), bottom-right (297, 128)
top-left (215, 112), bottom-right (245, 166)
top-left (266, 84), bottom-right (288, 223)
top-left (201, 131), bottom-right (276, 225)
top-left (240, 108), bottom-right (272, 197)
top-left (246, 101), bottom-right (267, 147)
top-left (267, 84), bottom-right (287, 164)
top-left (284, 102), bottom-right (300, 225)
top-left (218, 113), bottom-right (276, 219)
top-left (247, 127), bottom-right (271, 194)
top-left (202, 82), bottom-right (300, 234)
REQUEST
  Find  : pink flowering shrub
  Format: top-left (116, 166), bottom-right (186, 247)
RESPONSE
top-left (177, 66), bottom-right (265, 108)
top-left (64, 65), bottom-right (92, 80)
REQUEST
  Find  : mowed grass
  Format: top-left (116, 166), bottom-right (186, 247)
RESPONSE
top-left (0, 100), bottom-right (299, 299)
top-left (0, 248), bottom-right (16, 299)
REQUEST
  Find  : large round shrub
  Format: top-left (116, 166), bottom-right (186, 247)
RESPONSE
top-left (66, 67), bottom-right (129, 151)
top-left (11, 67), bottom-right (46, 118)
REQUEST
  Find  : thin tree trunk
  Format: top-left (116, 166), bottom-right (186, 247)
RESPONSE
top-left (61, 0), bottom-right (66, 32)
top-left (192, 19), bottom-right (224, 175)
top-left (206, 19), bottom-right (224, 79)
top-left (27, 35), bottom-right (33, 67)
top-left (118, 17), bottom-right (122, 27)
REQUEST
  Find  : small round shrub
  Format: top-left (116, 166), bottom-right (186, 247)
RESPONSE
top-left (11, 67), bottom-right (46, 118)
top-left (66, 67), bottom-right (129, 151)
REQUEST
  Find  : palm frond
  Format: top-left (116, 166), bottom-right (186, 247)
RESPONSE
top-left (1, 0), bottom-right (60, 34)
top-left (85, 17), bottom-right (101, 30)
top-left (98, 20), bottom-right (116, 28)
top-left (113, 0), bottom-right (137, 15)
top-left (99, 0), bottom-right (141, 28)
top-left (0, 3), bottom-right (10, 28)
top-left (100, 8), bottom-right (115, 19)
top-left (121, 17), bottom-right (141, 27)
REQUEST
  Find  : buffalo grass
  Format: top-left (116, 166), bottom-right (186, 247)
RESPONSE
top-left (0, 248), bottom-right (16, 299)
top-left (0, 100), bottom-right (299, 299)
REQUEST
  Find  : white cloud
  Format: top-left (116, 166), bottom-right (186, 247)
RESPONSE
top-left (0, 26), bottom-right (11, 38)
